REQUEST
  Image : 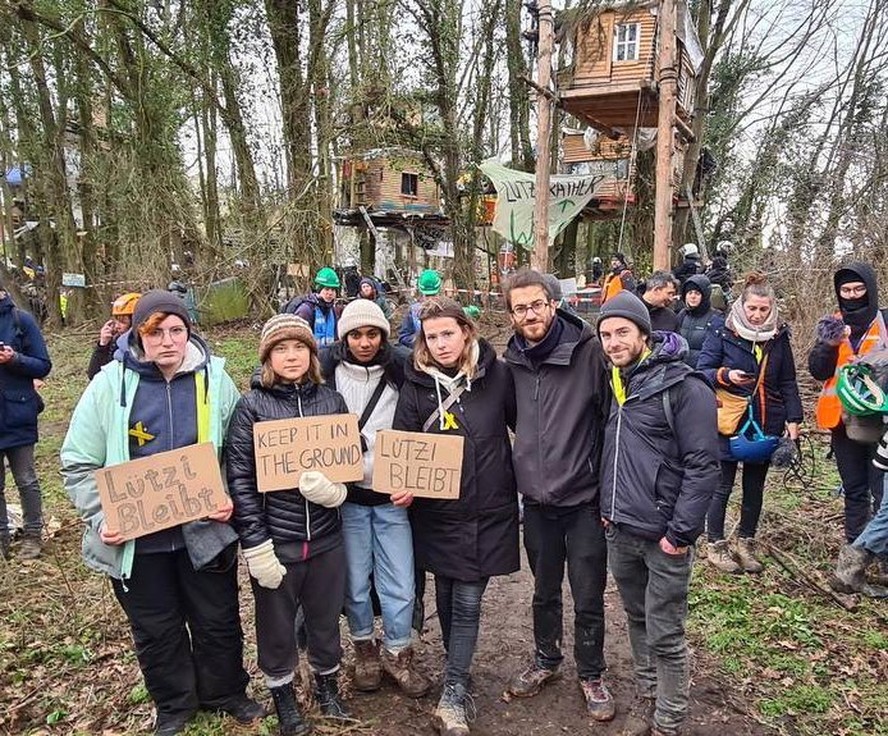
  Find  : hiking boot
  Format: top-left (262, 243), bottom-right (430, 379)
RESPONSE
top-left (831, 544), bottom-right (871, 593)
top-left (154, 711), bottom-right (193, 736)
top-left (314, 672), bottom-right (350, 720)
top-left (435, 682), bottom-right (472, 736)
top-left (580, 678), bottom-right (615, 721)
top-left (269, 684), bottom-right (312, 736)
top-left (352, 639), bottom-right (382, 692)
top-left (19, 532), bottom-right (42, 560)
top-left (620, 695), bottom-right (655, 735)
top-left (381, 645), bottom-right (430, 697)
top-left (733, 537), bottom-right (764, 574)
top-left (215, 693), bottom-right (266, 723)
top-left (507, 662), bottom-right (560, 697)
top-left (706, 541), bottom-right (741, 574)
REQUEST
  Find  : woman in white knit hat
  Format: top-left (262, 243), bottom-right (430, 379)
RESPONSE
top-left (319, 299), bottom-right (429, 698)
top-left (226, 314), bottom-right (353, 735)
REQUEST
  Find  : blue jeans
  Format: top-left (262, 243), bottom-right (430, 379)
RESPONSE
top-left (435, 575), bottom-right (489, 688)
top-left (854, 475), bottom-right (888, 559)
top-left (606, 525), bottom-right (694, 736)
top-left (341, 502), bottom-right (415, 650)
top-left (0, 444), bottom-right (43, 536)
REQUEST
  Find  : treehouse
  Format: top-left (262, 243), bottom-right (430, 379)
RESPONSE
top-left (336, 148), bottom-right (442, 225)
top-left (558, 0), bottom-right (703, 137)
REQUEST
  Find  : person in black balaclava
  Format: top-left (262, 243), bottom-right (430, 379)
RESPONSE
top-left (809, 262), bottom-right (888, 592)
top-left (676, 275), bottom-right (723, 368)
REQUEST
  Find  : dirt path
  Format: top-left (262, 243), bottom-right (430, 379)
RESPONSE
top-left (339, 550), bottom-right (771, 735)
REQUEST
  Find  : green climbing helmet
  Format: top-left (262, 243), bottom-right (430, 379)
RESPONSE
top-left (418, 269), bottom-right (442, 296)
top-left (314, 267), bottom-right (340, 289)
top-left (836, 363), bottom-right (888, 416)
top-left (463, 305), bottom-right (481, 320)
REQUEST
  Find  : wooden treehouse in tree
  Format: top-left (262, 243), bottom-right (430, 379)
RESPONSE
top-left (336, 148), bottom-right (443, 225)
top-left (558, 0), bottom-right (703, 138)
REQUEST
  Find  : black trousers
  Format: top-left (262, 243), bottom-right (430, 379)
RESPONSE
top-left (112, 548), bottom-right (249, 719)
top-left (252, 542), bottom-right (346, 681)
top-left (832, 425), bottom-right (885, 542)
top-left (523, 503), bottom-right (608, 680)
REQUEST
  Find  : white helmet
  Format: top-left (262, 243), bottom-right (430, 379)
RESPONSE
top-left (716, 240), bottom-right (733, 253)
top-left (679, 243), bottom-right (699, 258)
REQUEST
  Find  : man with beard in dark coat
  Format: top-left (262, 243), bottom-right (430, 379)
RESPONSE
top-left (809, 262), bottom-right (888, 588)
top-left (503, 269), bottom-right (614, 723)
top-left (598, 291), bottom-right (719, 736)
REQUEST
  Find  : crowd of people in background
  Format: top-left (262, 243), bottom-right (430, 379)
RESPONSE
top-left (0, 242), bottom-right (885, 736)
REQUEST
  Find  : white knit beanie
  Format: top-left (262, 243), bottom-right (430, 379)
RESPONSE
top-left (259, 314), bottom-right (317, 362)
top-left (338, 298), bottom-right (391, 339)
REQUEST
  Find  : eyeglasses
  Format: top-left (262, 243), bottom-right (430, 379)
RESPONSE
top-left (145, 326), bottom-right (188, 342)
top-left (511, 299), bottom-right (551, 319)
top-left (839, 284), bottom-right (867, 297)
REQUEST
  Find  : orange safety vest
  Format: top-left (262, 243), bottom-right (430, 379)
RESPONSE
top-left (601, 272), bottom-right (625, 303)
top-left (815, 312), bottom-right (888, 429)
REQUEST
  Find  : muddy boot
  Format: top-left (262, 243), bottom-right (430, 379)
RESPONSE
top-left (831, 544), bottom-right (871, 593)
top-left (507, 662), bottom-right (560, 697)
top-left (381, 645), bottom-right (429, 697)
top-left (19, 532), bottom-right (42, 560)
top-left (620, 695), bottom-right (655, 736)
top-left (352, 639), bottom-right (382, 692)
top-left (733, 537), bottom-right (764, 574)
top-left (435, 682), bottom-right (472, 736)
top-left (269, 684), bottom-right (311, 736)
top-left (579, 678), bottom-right (615, 722)
top-left (314, 672), bottom-right (350, 720)
top-left (706, 540), bottom-right (741, 574)
top-left (0, 535), bottom-right (9, 561)
top-left (868, 558), bottom-right (888, 587)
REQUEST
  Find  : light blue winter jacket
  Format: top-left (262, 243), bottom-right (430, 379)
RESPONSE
top-left (60, 342), bottom-right (241, 580)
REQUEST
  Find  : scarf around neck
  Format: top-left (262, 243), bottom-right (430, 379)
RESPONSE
top-left (726, 298), bottom-right (778, 343)
top-left (420, 340), bottom-right (480, 430)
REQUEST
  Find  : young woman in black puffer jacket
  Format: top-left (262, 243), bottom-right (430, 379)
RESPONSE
top-left (226, 314), bottom-right (351, 736)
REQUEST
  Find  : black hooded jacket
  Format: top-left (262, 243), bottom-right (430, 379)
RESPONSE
top-left (504, 310), bottom-right (611, 508)
top-left (600, 333), bottom-right (720, 548)
top-left (393, 339), bottom-right (519, 582)
top-left (808, 262), bottom-right (886, 381)
top-left (226, 374), bottom-right (349, 558)
top-left (676, 275), bottom-right (724, 368)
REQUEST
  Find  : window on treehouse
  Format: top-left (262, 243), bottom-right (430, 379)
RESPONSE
top-left (401, 172), bottom-right (419, 196)
top-left (613, 23), bottom-right (640, 61)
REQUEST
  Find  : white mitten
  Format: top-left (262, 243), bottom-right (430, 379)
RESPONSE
top-left (242, 540), bottom-right (286, 589)
top-left (299, 471), bottom-right (347, 508)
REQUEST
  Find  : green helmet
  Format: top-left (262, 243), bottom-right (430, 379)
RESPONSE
top-left (836, 364), bottom-right (888, 416)
top-left (314, 267), bottom-right (340, 289)
top-left (463, 305), bottom-right (481, 320)
top-left (418, 269), bottom-right (442, 296)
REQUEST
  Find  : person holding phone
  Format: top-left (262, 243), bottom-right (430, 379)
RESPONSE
top-left (393, 297), bottom-right (519, 736)
top-left (697, 272), bottom-right (803, 574)
top-left (87, 292), bottom-right (141, 380)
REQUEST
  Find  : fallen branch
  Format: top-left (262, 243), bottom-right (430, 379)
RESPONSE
top-left (764, 542), bottom-right (857, 612)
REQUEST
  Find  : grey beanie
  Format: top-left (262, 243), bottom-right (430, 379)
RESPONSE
top-left (597, 290), bottom-right (652, 336)
top-left (131, 290), bottom-right (191, 336)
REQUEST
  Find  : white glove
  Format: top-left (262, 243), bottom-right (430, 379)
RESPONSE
top-left (242, 540), bottom-right (286, 589)
top-left (299, 471), bottom-right (347, 508)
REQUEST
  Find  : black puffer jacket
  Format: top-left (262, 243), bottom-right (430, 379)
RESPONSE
top-left (226, 373), bottom-right (349, 553)
top-left (677, 275), bottom-right (724, 368)
top-left (600, 332), bottom-right (720, 548)
top-left (393, 339), bottom-right (519, 582)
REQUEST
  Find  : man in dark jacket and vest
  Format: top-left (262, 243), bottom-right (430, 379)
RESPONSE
top-left (503, 269), bottom-right (614, 722)
top-left (0, 277), bottom-right (51, 560)
top-left (597, 291), bottom-right (719, 736)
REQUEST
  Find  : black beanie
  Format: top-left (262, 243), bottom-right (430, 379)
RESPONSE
top-left (597, 290), bottom-right (652, 336)
top-left (131, 290), bottom-right (191, 336)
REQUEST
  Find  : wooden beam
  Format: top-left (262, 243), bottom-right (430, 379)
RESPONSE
top-left (532, 0), bottom-right (555, 273)
top-left (653, 0), bottom-right (677, 271)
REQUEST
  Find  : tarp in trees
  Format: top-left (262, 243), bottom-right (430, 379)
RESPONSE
top-left (480, 159), bottom-right (607, 249)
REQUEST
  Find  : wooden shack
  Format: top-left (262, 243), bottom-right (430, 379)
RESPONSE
top-left (558, 0), bottom-right (703, 136)
top-left (338, 148), bottom-right (440, 215)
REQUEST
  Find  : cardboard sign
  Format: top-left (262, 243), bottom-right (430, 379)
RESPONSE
top-left (254, 414), bottom-right (363, 492)
top-left (95, 443), bottom-right (227, 541)
top-left (372, 430), bottom-right (463, 499)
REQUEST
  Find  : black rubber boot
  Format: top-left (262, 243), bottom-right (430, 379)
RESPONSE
top-left (270, 684), bottom-right (312, 736)
top-left (314, 672), bottom-right (350, 720)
